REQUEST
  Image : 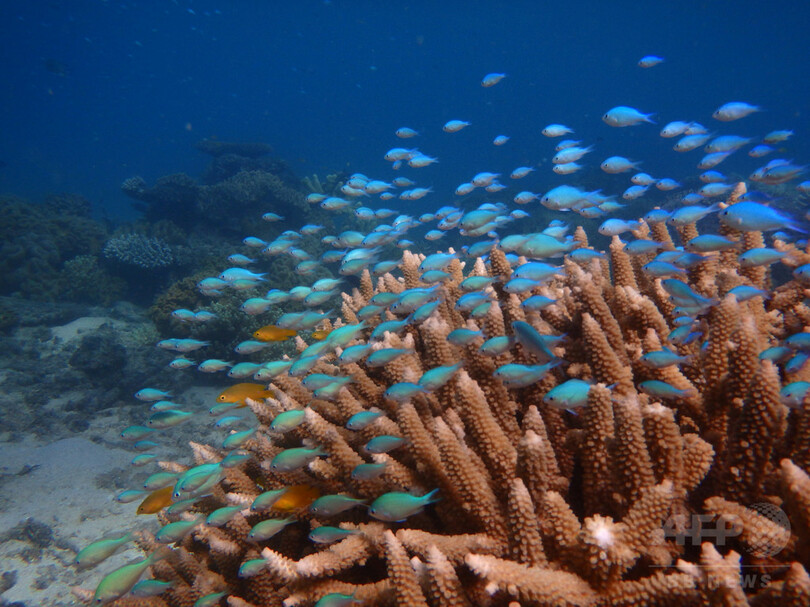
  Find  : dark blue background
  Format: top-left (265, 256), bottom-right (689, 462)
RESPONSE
top-left (1, 0), bottom-right (807, 221)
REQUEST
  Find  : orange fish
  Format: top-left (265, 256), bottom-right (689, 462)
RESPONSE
top-left (310, 330), bottom-right (330, 341)
top-left (272, 484), bottom-right (320, 512)
top-left (217, 383), bottom-right (273, 404)
top-left (137, 486), bottom-right (174, 515)
top-left (253, 325), bottom-right (297, 342)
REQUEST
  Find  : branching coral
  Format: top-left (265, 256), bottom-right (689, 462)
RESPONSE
top-left (90, 185), bottom-right (810, 607)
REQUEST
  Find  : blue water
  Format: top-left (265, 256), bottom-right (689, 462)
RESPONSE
top-left (1, 0), bottom-right (808, 221)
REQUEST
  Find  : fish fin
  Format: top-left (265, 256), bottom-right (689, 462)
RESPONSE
top-left (423, 488), bottom-right (441, 504)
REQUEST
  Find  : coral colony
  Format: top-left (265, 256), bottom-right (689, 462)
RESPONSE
top-left (74, 86), bottom-right (810, 604)
top-left (78, 192), bottom-right (810, 605)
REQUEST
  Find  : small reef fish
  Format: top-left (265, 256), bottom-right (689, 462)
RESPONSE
top-left (135, 388), bottom-right (171, 402)
top-left (216, 383), bottom-right (273, 404)
top-left (130, 579), bottom-right (176, 598)
top-left (712, 101), bottom-right (761, 121)
top-left (309, 494), bottom-right (366, 516)
top-left (718, 202), bottom-right (805, 233)
top-left (345, 410), bottom-right (384, 430)
top-left (271, 484), bottom-right (320, 512)
top-left (493, 361), bottom-right (560, 389)
top-left (395, 127), bottom-right (419, 138)
top-left (602, 106), bottom-right (654, 127)
top-left (639, 380), bottom-right (697, 400)
top-left (638, 55), bottom-right (664, 68)
top-left (368, 489), bottom-right (440, 522)
top-left (75, 532), bottom-right (133, 568)
top-left (253, 324), bottom-right (297, 342)
top-left (541, 124), bottom-right (573, 137)
top-left (93, 550), bottom-right (167, 604)
top-left (543, 379), bottom-right (593, 409)
top-left (481, 72), bottom-right (506, 87)
top-left (271, 447), bottom-right (328, 472)
top-left (443, 119), bottom-right (470, 132)
top-left (314, 593), bottom-right (362, 607)
top-left (308, 526), bottom-right (359, 544)
top-left (247, 517), bottom-right (294, 542)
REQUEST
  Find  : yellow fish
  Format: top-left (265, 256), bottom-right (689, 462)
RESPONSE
top-left (216, 383), bottom-right (273, 404)
top-left (137, 486), bottom-right (174, 515)
top-left (272, 484), bottom-right (320, 512)
top-left (253, 325), bottom-right (297, 342)
top-left (310, 329), bottom-right (330, 341)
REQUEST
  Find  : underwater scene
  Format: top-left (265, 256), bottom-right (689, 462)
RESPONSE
top-left (2, 1), bottom-right (810, 606)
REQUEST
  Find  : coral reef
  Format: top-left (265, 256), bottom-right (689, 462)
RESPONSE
top-left (89, 185), bottom-right (810, 606)
top-left (200, 154), bottom-right (300, 187)
top-left (103, 234), bottom-right (175, 270)
top-left (59, 255), bottom-right (126, 305)
top-left (0, 304), bottom-right (181, 441)
top-left (122, 143), bottom-right (324, 234)
top-left (301, 172), bottom-right (345, 196)
top-left (122, 174), bottom-right (201, 229)
top-left (195, 140), bottom-right (274, 159)
top-left (197, 170), bottom-right (309, 233)
top-left (0, 195), bottom-right (109, 300)
top-left (0, 299), bottom-right (20, 334)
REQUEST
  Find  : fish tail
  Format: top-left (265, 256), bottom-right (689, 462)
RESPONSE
top-left (147, 545), bottom-right (173, 564)
top-left (423, 488), bottom-right (441, 504)
top-left (788, 220), bottom-right (809, 234)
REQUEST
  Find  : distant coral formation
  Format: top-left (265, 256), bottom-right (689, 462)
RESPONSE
top-left (195, 140), bottom-right (273, 158)
top-left (0, 194), bottom-right (108, 300)
top-left (122, 141), bottom-right (326, 234)
top-left (103, 234), bottom-right (174, 269)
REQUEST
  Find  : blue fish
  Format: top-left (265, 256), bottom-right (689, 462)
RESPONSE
top-left (638, 380), bottom-right (697, 400)
top-left (351, 462), bottom-right (387, 480)
top-left (365, 435), bottom-right (408, 453)
top-left (308, 526), bottom-right (360, 544)
top-left (494, 361), bottom-right (561, 388)
top-left (309, 494), bottom-right (366, 516)
top-left (512, 321), bottom-right (556, 363)
top-left (345, 410), bottom-right (384, 430)
top-left (781, 382), bottom-right (810, 408)
top-left (543, 379), bottom-right (592, 409)
top-left (447, 328), bottom-right (484, 346)
top-left (718, 201), bottom-right (806, 233)
top-left (368, 489), bottom-right (440, 522)
top-left (383, 382), bottom-right (429, 403)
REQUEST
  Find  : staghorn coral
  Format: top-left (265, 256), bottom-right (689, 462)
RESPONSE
top-left (93, 185), bottom-right (810, 607)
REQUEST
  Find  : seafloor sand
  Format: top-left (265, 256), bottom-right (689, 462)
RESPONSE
top-left (0, 437), bottom-right (142, 606)
top-left (0, 315), bottom-right (223, 606)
